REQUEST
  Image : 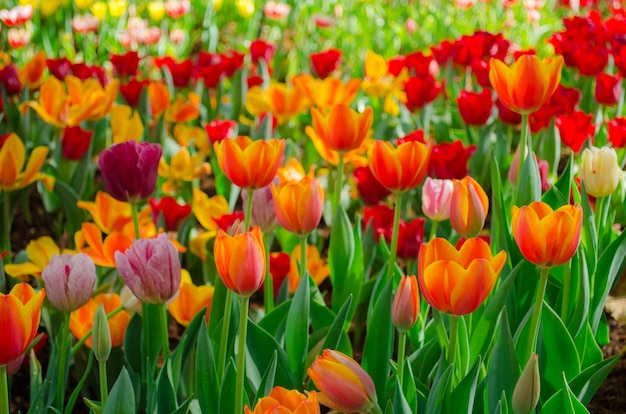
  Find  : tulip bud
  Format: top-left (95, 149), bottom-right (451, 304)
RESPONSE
top-left (449, 176), bottom-right (489, 238)
top-left (392, 275), bottom-right (420, 332)
top-left (42, 253), bottom-right (97, 313)
top-left (512, 353), bottom-right (540, 414)
top-left (92, 304), bottom-right (112, 363)
top-left (119, 285), bottom-right (142, 314)
top-left (421, 177), bottom-right (454, 222)
top-left (241, 181), bottom-right (279, 234)
top-left (580, 146), bottom-right (622, 198)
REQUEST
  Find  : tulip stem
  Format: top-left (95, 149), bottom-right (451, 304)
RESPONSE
top-left (429, 221), bottom-right (439, 241)
top-left (2, 191), bottom-right (11, 262)
top-left (385, 192), bottom-right (404, 281)
top-left (244, 189), bottom-right (254, 232)
top-left (159, 303), bottom-right (170, 360)
top-left (235, 296), bottom-right (249, 414)
top-left (397, 332), bottom-right (407, 385)
top-left (525, 267), bottom-right (550, 363)
top-left (71, 306), bottom-right (124, 356)
top-left (299, 235), bottom-right (308, 282)
top-left (99, 360), bottom-right (108, 408)
top-left (517, 113), bottom-right (530, 185)
top-left (332, 152), bottom-right (345, 219)
top-left (0, 365), bottom-right (7, 414)
top-left (218, 289), bottom-right (233, 379)
top-left (370, 403), bottom-right (385, 414)
top-left (131, 202), bottom-right (141, 240)
top-left (447, 315), bottom-right (459, 367)
top-left (595, 195), bottom-right (606, 253)
top-left (561, 259), bottom-right (572, 322)
top-left (56, 313), bottom-right (71, 410)
top-left (263, 232), bottom-right (274, 313)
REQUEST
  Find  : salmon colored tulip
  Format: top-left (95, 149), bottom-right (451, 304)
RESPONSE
top-left (245, 386), bottom-right (320, 414)
top-left (511, 202), bottom-right (582, 268)
top-left (392, 275), bottom-right (420, 333)
top-left (287, 244), bottom-right (330, 293)
top-left (4, 236), bottom-right (71, 280)
top-left (293, 74), bottom-right (361, 108)
top-left (76, 191), bottom-right (133, 235)
top-left (214, 136), bottom-right (285, 190)
top-left (74, 223), bottom-right (133, 268)
top-left (148, 81), bottom-right (171, 119)
top-left (110, 105), bottom-right (144, 143)
top-left (245, 81), bottom-right (312, 125)
top-left (308, 349), bottom-right (378, 413)
top-left (0, 133), bottom-right (55, 193)
top-left (271, 176), bottom-right (324, 236)
top-left (21, 76), bottom-right (69, 127)
top-left (18, 50), bottom-right (46, 90)
top-left (489, 55), bottom-right (564, 114)
top-left (0, 284), bottom-right (45, 366)
top-left (214, 227), bottom-right (266, 297)
top-left (418, 238), bottom-right (507, 315)
top-left (309, 105), bottom-right (373, 153)
top-left (367, 140), bottom-right (431, 193)
top-left (449, 176), bottom-right (489, 238)
top-left (168, 270), bottom-right (215, 327)
top-left (70, 293), bottom-right (131, 348)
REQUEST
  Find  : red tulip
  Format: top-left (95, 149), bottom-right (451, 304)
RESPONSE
top-left (428, 140), bottom-right (476, 180)
top-left (120, 79), bottom-right (149, 108)
top-left (250, 39), bottom-right (276, 65)
top-left (495, 98), bottom-right (522, 126)
top-left (154, 56), bottom-right (194, 88)
top-left (555, 110), bottom-right (595, 152)
top-left (608, 117), bottom-right (626, 148)
top-left (205, 119), bottom-right (237, 144)
top-left (352, 166), bottom-right (391, 205)
top-left (149, 196), bottom-right (192, 231)
top-left (110, 51), bottom-right (141, 78)
top-left (404, 75), bottom-right (442, 112)
top-left (61, 126), bottom-right (93, 161)
top-left (47, 57), bottom-right (72, 80)
top-left (457, 90), bottom-right (493, 126)
top-left (269, 252), bottom-right (290, 297)
top-left (595, 73), bottom-right (621, 106)
top-left (310, 49), bottom-right (342, 79)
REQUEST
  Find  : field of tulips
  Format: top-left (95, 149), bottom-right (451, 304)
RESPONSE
top-left (3, 0), bottom-right (626, 413)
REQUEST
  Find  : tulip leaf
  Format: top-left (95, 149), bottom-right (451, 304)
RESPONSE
top-left (408, 337), bottom-right (442, 385)
top-left (515, 149), bottom-right (542, 206)
top-left (258, 299), bottom-right (290, 338)
top-left (569, 353), bottom-right (620, 405)
top-left (574, 322), bottom-right (603, 369)
top-left (64, 351), bottom-right (94, 414)
top-left (489, 156), bottom-right (515, 263)
top-left (49, 179), bottom-right (87, 240)
top-left (285, 272), bottom-right (310, 384)
top-left (566, 252), bottom-right (590, 339)
top-left (451, 355), bottom-right (481, 414)
top-left (195, 321), bottom-right (219, 414)
top-left (542, 152), bottom-right (573, 209)
top-left (154, 359), bottom-right (178, 414)
top-left (578, 184), bottom-right (598, 281)
top-left (328, 206), bottom-right (355, 311)
top-left (486, 307), bottom-right (518, 414)
top-left (425, 360), bottom-right (453, 414)
top-left (541, 373), bottom-right (590, 414)
top-left (401, 359), bottom-right (418, 413)
top-left (320, 295), bottom-right (352, 352)
top-left (123, 313), bottom-right (142, 380)
top-left (362, 278), bottom-right (394, 405)
top-left (103, 368), bottom-right (135, 414)
top-left (393, 377), bottom-right (413, 414)
top-left (219, 360), bottom-right (237, 414)
top-left (542, 122), bottom-right (561, 179)
top-left (253, 351), bottom-right (277, 405)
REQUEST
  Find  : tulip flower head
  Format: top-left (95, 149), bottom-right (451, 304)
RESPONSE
top-left (41, 253), bottom-right (96, 313)
top-left (512, 353), bottom-right (540, 414)
top-left (580, 146), bottom-right (622, 198)
top-left (511, 202), bottom-right (582, 268)
top-left (271, 176), bottom-right (324, 236)
top-left (449, 176), bottom-right (489, 238)
top-left (0, 133), bottom-right (55, 193)
top-left (418, 238), bottom-right (506, 315)
top-left (392, 275), bottom-right (420, 332)
top-left (309, 105), bottom-right (373, 152)
top-left (70, 293), bottom-right (131, 348)
top-left (245, 386), bottom-right (320, 414)
top-left (241, 182), bottom-right (279, 234)
top-left (114, 234), bottom-right (181, 304)
top-left (167, 270), bottom-right (215, 327)
top-left (368, 139), bottom-right (432, 193)
top-left (308, 349), bottom-right (378, 413)
top-left (422, 177), bottom-right (454, 222)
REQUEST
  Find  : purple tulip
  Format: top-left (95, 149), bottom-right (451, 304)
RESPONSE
top-left (97, 140), bottom-right (162, 203)
top-left (114, 233), bottom-right (181, 304)
top-left (41, 253), bottom-right (96, 313)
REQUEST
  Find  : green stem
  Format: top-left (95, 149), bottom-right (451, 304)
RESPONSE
top-left (159, 303), bottom-right (170, 360)
top-left (385, 192), bottom-right (404, 281)
top-left (517, 113), bottom-right (530, 184)
top-left (130, 202), bottom-right (141, 240)
top-left (332, 152), bottom-right (345, 219)
top-left (56, 313), bottom-right (71, 410)
top-left (244, 189), bottom-right (254, 232)
top-left (595, 196), bottom-right (605, 253)
top-left (447, 315), bottom-right (459, 366)
top-left (263, 232), bottom-right (274, 313)
top-left (235, 296), bottom-right (249, 414)
top-left (0, 365), bottom-right (7, 414)
top-left (561, 259), bottom-right (572, 322)
top-left (525, 267), bottom-right (550, 363)
top-left (429, 221), bottom-right (439, 241)
top-left (71, 306), bottom-right (124, 356)
top-left (299, 235), bottom-right (308, 281)
top-left (99, 361), bottom-right (108, 407)
top-left (217, 289), bottom-right (233, 379)
top-left (397, 332), bottom-right (407, 385)
top-left (2, 191), bottom-right (11, 261)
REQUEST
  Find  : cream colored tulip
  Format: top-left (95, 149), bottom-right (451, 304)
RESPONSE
top-left (580, 146), bottom-right (622, 198)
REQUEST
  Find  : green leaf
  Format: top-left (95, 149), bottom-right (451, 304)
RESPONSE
top-left (579, 185), bottom-right (598, 281)
top-left (400, 359), bottom-right (418, 413)
top-left (320, 295), bottom-right (352, 352)
top-left (408, 337), bottom-right (442, 385)
top-left (51, 180), bottom-right (87, 238)
top-left (542, 373), bottom-right (590, 414)
top-left (195, 322), bottom-right (219, 414)
top-left (542, 152), bottom-right (572, 209)
top-left (246, 320), bottom-right (297, 389)
top-left (486, 307), bottom-right (518, 414)
top-left (154, 360), bottom-right (178, 414)
top-left (566, 252), bottom-right (590, 339)
top-left (490, 157), bottom-right (514, 260)
top-left (393, 377), bottom-right (413, 414)
top-left (570, 353), bottom-right (621, 405)
top-left (516, 150), bottom-right (542, 206)
top-left (253, 351), bottom-right (277, 405)
top-left (285, 272), bottom-right (310, 384)
top-left (573, 322), bottom-right (603, 369)
top-left (451, 356), bottom-right (481, 414)
top-left (103, 368), bottom-right (135, 414)
top-left (329, 206), bottom-right (355, 311)
top-left (426, 362), bottom-right (453, 414)
top-left (219, 360), bottom-right (237, 414)
top-left (258, 300), bottom-right (291, 338)
top-left (64, 352), bottom-right (94, 414)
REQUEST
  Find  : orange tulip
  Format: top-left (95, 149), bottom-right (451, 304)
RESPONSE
top-left (214, 227), bottom-right (266, 297)
top-left (70, 293), bottom-right (131, 348)
top-left (148, 81), bottom-right (171, 119)
top-left (18, 50), bottom-right (46, 90)
top-left (0, 133), bottom-right (55, 193)
top-left (76, 191), bottom-right (133, 234)
top-left (309, 105), bottom-right (373, 153)
top-left (271, 176), bottom-right (324, 236)
top-left (418, 238), bottom-right (507, 315)
top-left (367, 140), bottom-right (431, 193)
top-left (66, 76), bottom-right (119, 125)
top-left (168, 271), bottom-right (215, 327)
top-left (165, 92), bottom-right (201, 123)
top-left (511, 202), bottom-right (582, 268)
top-left (0, 284), bottom-right (45, 366)
top-left (287, 244), bottom-right (329, 293)
top-left (214, 136), bottom-right (285, 190)
top-left (21, 76), bottom-right (69, 128)
top-left (489, 55), bottom-right (564, 114)
top-left (74, 223), bottom-right (133, 267)
top-left (392, 275), bottom-right (420, 333)
top-left (245, 386), bottom-right (320, 414)
top-left (293, 74), bottom-right (361, 108)
top-left (449, 176), bottom-right (489, 238)
top-left (246, 81), bottom-right (311, 125)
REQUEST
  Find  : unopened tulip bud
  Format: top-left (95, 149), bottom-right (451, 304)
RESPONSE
top-left (119, 285), bottom-right (142, 314)
top-left (512, 353), bottom-right (540, 414)
top-left (241, 181), bottom-right (279, 234)
top-left (92, 304), bottom-right (112, 363)
top-left (580, 146), bottom-right (622, 198)
top-left (42, 253), bottom-right (96, 313)
top-left (392, 275), bottom-right (420, 332)
top-left (422, 177), bottom-right (454, 222)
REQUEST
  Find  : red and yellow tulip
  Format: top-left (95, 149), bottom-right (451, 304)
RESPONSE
top-left (272, 176), bottom-right (324, 236)
top-left (367, 139), bottom-right (431, 193)
top-left (308, 104), bottom-right (372, 153)
top-left (245, 386), bottom-right (320, 414)
top-left (449, 176), bottom-right (489, 239)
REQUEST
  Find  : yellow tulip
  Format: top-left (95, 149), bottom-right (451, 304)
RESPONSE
top-left (108, 0), bottom-right (127, 18)
top-left (236, 0), bottom-right (254, 17)
top-left (40, 0), bottom-right (62, 15)
top-left (4, 236), bottom-right (71, 280)
top-left (158, 147), bottom-right (211, 191)
top-left (173, 124), bottom-right (209, 152)
top-left (0, 133), bottom-right (55, 193)
top-left (76, 191), bottom-right (132, 234)
top-left (148, 1), bottom-right (165, 21)
top-left (21, 76), bottom-right (69, 128)
top-left (66, 76), bottom-right (119, 125)
top-left (167, 270), bottom-right (215, 327)
top-left (90, 1), bottom-right (107, 19)
top-left (74, 0), bottom-right (94, 9)
top-left (110, 105), bottom-right (144, 143)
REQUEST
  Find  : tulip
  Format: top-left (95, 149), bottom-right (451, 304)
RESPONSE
top-left (149, 197), bottom-right (192, 232)
top-left (309, 105), bottom-right (372, 153)
top-left (70, 293), bottom-right (131, 348)
top-left (368, 140), bottom-right (431, 193)
top-left (353, 166), bottom-right (391, 205)
top-left (457, 89), bottom-right (493, 126)
top-left (449, 176), bottom-right (489, 238)
top-left (287, 244), bottom-right (330, 293)
top-left (110, 51), bottom-right (140, 78)
top-left (114, 234), bottom-right (181, 304)
top-left (245, 386), bottom-right (320, 414)
top-left (120, 79), bottom-right (148, 108)
top-left (0, 284), bottom-right (45, 366)
top-left (214, 136), bottom-right (285, 190)
top-left (167, 271), bottom-right (214, 327)
top-left (271, 176), bottom-right (324, 236)
top-left (310, 48), bottom-right (342, 79)
top-left (245, 82), bottom-right (311, 125)
top-left (92, 305), bottom-right (111, 363)
top-left (422, 177), bottom-right (454, 222)
top-left (511, 202), bottom-right (582, 268)
top-left (41, 254), bottom-right (96, 313)
top-left (512, 354), bottom-right (540, 414)
top-left (18, 50), bottom-right (46, 91)
top-left (580, 146), bottom-right (622, 198)
top-left (0, 133), bottom-right (55, 193)
top-left (61, 126), bottom-right (93, 161)
top-left (404, 75), bottom-right (442, 113)
top-left (165, 92), bottom-right (201, 123)
top-left (20, 76), bottom-right (68, 128)
top-left (110, 105), bottom-right (144, 143)
top-left (608, 117), bottom-right (626, 148)
top-left (241, 182), bottom-right (279, 234)
top-left (74, 223), bottom-right (134, 268)
top-left (205, 119), bottom-right (237, 144)
top-left (4, 236), bottom-right (69, 280)
top-left (214, 227), bottom-right (266, 298)
top-left (489, 54), bottom-right (564, 114)
top-left (308, 349), bottom-right (378, 413)
top-left (76, 192), bottom-right (132, 235)
top-left (98, 140), bottom-right (162, 203)
top-left (595, 73), bottom-right (621, 107)
top-left (0, 65), bottom-right (22, 96)
top-left (397, 218), bottom-right (426, 260)
top-left (294, 75), bottom-right (361, 109)
top-left (392, 275), bottom-right (419, 332)
top-left (147, 81), bottom-right (171, 118)
top-left (555, 110), bottom-right (594, 153)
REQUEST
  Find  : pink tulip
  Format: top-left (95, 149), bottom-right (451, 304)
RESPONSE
top-left (42, 253), bottom-right (96, 312)
top-left (114, 234), bottom-right (181, 304)
top-left (392, 275), bottom-right (420, 332)
top-left (421, 177), bottom-right (454, 222)
top-left (241, 180), bottom-right (279, 234)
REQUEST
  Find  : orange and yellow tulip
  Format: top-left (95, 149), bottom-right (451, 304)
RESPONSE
top-left (367, 140), bottom-right (431, 193)
top-left (511, 202), bottom-right (582, 268)
top-left (214, 227), bottom-right (266, 297)
top-left (74, 223), bottom-right (133, 267)
top-left (76, 191), bottom-right (132, 235)
top-left (245, 386), bottom-right (320, 414)
top-left (174, 124), bottom-right (209, 152)
top-left (418, 237), bottom-right (507, 315)
top-left (214, 136), bottom-right (285, 190)
top-left (489, 55), bottom-right (564, 114)
top-left (4, 236), bottom-right (71, 280)
top-left (148, 81), bottom-right (171, 119)
top-left (246, 82), bottom-right (311, 125)
top-left (70, 293), bottom-right (131, 348)
top-left (168, 270), bottom-right (215, 327)
top-left (21, 76), bottom-right (69, 128)
top-left (66, 76), bottom-right (118, 125)
top-left (308, 105), bottom-right (373, 153)
top-left (165, 92), bottom-right (201, 123)
top-left (272, 176), bottom-right (324, 236)
top-left (0, 284), bottom-right (45, 366)
top-left (0, 133), bottom-right (54, 193)
top-left (362, 50), bottom-right (408, 116)
top-left (18, 50), bottom-right (46, 90)
top-left (449, 176), bottom-right (489, 238)
top-left (293, 74), bottom-right (361, 108)
top-left (110, 105), bottom-right (144, 143)
top-left (158, 147), bottom-right (211, 189)
top-left (287, 244), bottom-right (330, 293)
